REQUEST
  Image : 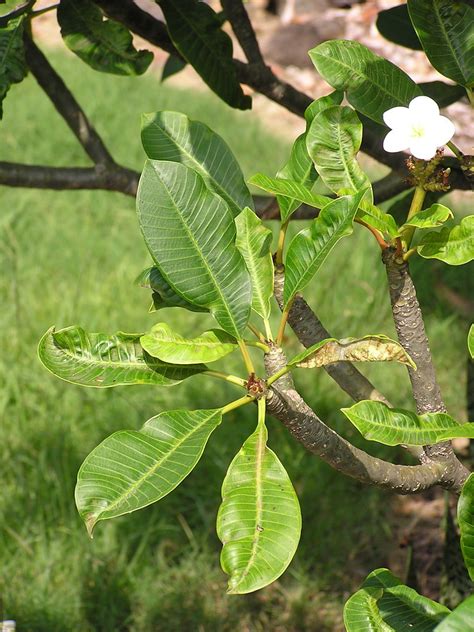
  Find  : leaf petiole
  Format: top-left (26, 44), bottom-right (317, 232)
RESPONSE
top-left (276, 297), bottom-right (294, 346)
top-left (400, 186), bottom-right (426, 249)
top-left (276, 219), bottom-right (289, 266)
top-left (204, 370), bottom-right (248, 388)
top-left (266, 365), bottom-right (291, 387)
top-left (221, 395), bottom-right (255, 415)
top-left (238, 339), bottom-right (256, 374)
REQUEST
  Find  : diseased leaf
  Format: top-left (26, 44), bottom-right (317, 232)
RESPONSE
top-left (158, 0), bottom-right (251, 109)
top-left (38, 326), bottom-right (206, 388)
top-left (418, 215), bottom-right (474, 265)
top-left (140, 323), bottom-right (237, 365)
top-left (288, 335), bottom-right (415, 369)
top-left (342, 400), bottom-right (474, 446)
top-left (408, 0), bottom-right (474, 88)
top-left (376, 4), bottom-right (422, 50)
top-left (137, 160), bottom-right (252, 338)
top-left (0, 15), bottom-right (27, 117)
top-left (57, 0), bottom-right (153, 75)
top-left (141, 111), bottom-right (253, 216)
top-left (435, 594), bottom-right (474, 631)
top-left (248, 174), bottom-right (332, 211)
top-left (217, 420), bottom-right (301, 594)
top-left (306, 105), bottom-right (371, 194)
top-left (76, 408), bottom-right (222, 535)
top-left (283, 190), bottom-right (365, 305)
top-left (235, 207), bottom-right (274, 321)
top-left (458, 473), bottom-right (474, 582)
top-left (401, 204), bottom-right (454, 230)
top-left (309, 40), bottom-right (422, 124)
top-left (135, 266), bottom-right (208, 313)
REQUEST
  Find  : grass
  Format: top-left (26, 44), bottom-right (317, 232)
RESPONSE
top-left (1, 50), bottom-right (472, 631)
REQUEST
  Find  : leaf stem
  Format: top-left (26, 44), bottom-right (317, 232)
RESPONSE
top-left (247, 322), bottom-right (265, 341)
top-left (245, 340), bottom-right (271, 353)
top-left (276, 298), bottom-right (294, 346)
top-left (403, 247), bottom-right (418, 262)
top-left (355, 218), bottom-right (388, 250)
top-left (466, 88), bottom-right (474, 108)
top-left (238, 339), bottom-right (256, 374)
top-left (275, 219), bottom-right (289, 266)
top-left (257, 396), bottom-right (266, 427)
top-left (266, 365), bottom-right (291, 387)
top-left (401, 186), bottom-right (426, 249)
top-left (221, 395), bottom-right (254, 415)
top-left (204, 370), bottom-right (248, 388)
top-left (263, 318), bottom-right (273, 341)
top-left (447, 140), bottom-right (463, 159)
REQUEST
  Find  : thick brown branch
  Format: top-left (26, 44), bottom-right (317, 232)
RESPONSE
top-left (264, 346), bottom-right (464, 493)
top-left (0, 162), bottom-right (139, 196)
top-left (220, 0), bottom-right (264, 65)
top-left (23, 34), bottom-right (114, 165)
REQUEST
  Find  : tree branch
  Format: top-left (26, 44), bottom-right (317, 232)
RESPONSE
top-left (0, 162), bottom-right (139, 195)
top-left (220, 0), bottom-right (264, 65)
top-left (264, 345), bottom-right (463, 493)
top-left (23, 34), bottom-right (114, 165)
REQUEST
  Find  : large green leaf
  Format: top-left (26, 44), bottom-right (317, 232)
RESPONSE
top-left (76, 408), bottom-right (222, 535)
top-left (235, 207), bottom-right (274, 321)
top-left (0, 15), bottom-right (27, 117)
top-left (38, 326), bottom-right (206, 388)
top-left (248, 174), bottom-right (332, 212)
top-left (418, 216), bottom-right (474, 265)
top-left (141, 111), bottom-right (253, 216)
top-left (283, 190), bottom-right (364, 305)
top-left (458, 473), bottom-right (474, 582)
top-left (158, 0), bottom-right (250, 109)
top-left (216, 420), bottom-right (301, 594)
top-left (309, 40), bottom-right (422, 124)
top-left (306, 105), bottom-right (371, 195)
top-left (288, 335), bottom-right (415, 370)
top-left (57, 0), bottom-right (153, 75)
top-left (401, 204), bottom-right (453, 230)
top-left (408, 0), bottom-right (474, 89)
top-left (420, 81), bottom-right (466, 108)
top-left (137, 160), bottom-right (252, 338)
top-left (135, 266), bottom-right (208, 313)
top-left (140, 323), bottom-right (237, 365)
top-left (435, 595), bottom-right (474, 631)
top-left (376, 4), bottom-right (422, 50)
top-left (342, 400), bottom-right (474, 446)
top-left (469, 325), bottom-right (474, 359)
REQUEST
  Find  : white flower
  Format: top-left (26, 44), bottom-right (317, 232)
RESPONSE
top-left (382, 96), bottom-right (455, 161)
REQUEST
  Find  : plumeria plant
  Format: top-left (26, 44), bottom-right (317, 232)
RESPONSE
top-left (2, 0), bottom-right (472, 628)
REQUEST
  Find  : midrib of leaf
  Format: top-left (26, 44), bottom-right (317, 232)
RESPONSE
top-left (59, 340), bottom-right (146, 369)
top-left (242, 227), bottom-right (267, 317)
top-left (353, 413), bottom-right (459, 439)
top-left (68, 3), bottom-right (138, 61)
top-left (98, 413), bottom-right (216, 516)
top-left (155, 169), bottom-right (242, 338)
top-left (151, 334), bottom-right (233, 349)
top-left (165, 3), bottom-right (226, 61)
top-left (336, 123), bottom-right (358, 191)
top-left (315, 49), bottom-right (409, 106)
top-left (233, 422), bottom-right (265, 590)
top-left (432, 0), bottom-right (466, 80)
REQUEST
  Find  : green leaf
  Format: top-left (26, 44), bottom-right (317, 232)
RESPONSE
top-left (38, 326), bottom-right (206, 388)
top-left (216, 421), bottom-right (301, 594)
top-left (469, 325), bottom-right (474, 359)
top-left (376, 4), bottom-right (422, 50)
top-left (342, 400), bottom-right (474, 446)
top-left (458, 473), bottom-right (474, 582)
top-left (161, 54), bottom-right (186, 82)
top-left (304, 90), bottom-right (344, 125)
top-left (57, 0), bottom-right (153, 76)
top-left (135, 266), bottom-right (208, 313)
top-left (357, 202), bottom-right (399, 238)
top-left (360, 568), bottom-right (449, 630)
top-left (418, 216), bottom-right (474, 265)
top-left (137, 160), bottom-right (252, 338)
top-left (309, 39), bottom-right (422, 124)
top-left (306, 105), bottom-right (371, 194)
top-left (408, 0), bottom-right (474, 89)
top-left (235, 207), bottom-right (274, 321)
top-left (141, 111), bottom-right (253, 216)
top-left (248, 173), bottom-right (332, 212)
top-left (420, 81), bottom-right (466, 107)
top-left (76, 408), bottom-right (222, 536)
top-left (435, 594), bottom-right (474, 631)
top-left (140, 323), bottom-right (237, 365)
top-left (0, 15), bottom-right (27, 117)
top-left (288, 335), bottom-right (415, 370)
top-left (283, 190), bottom-right (365, 305)
top-left (401, 204), bottom-right (454, 230)
top-left (344, 585), bottom-right (392, 632)
top-left (158, 0), bottom-right (251, 109)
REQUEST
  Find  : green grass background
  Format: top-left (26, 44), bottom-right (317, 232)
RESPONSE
top-left (0, 51), bottom-right (472, 631)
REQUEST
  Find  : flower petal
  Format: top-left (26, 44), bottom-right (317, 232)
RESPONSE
top-left (409, 137), bottom-right (438, 161)
top-left (408, 96), bottom-right (439, 119)
top-left (383, 106), bottom-right (411, 130)
top-left (435, 116), bottom-right (455, 146)
top-left (383, 129), bottom-right (410, 153)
